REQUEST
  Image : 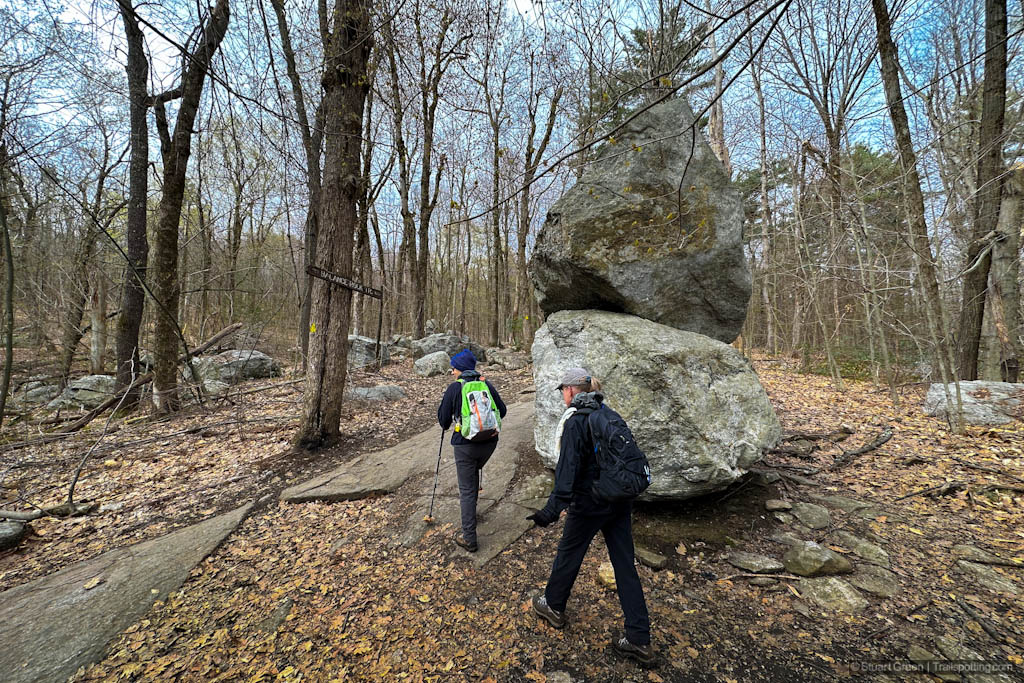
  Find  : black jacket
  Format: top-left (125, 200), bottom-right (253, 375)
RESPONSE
top-left (437, 369), bottom-right (507, 445)
top-left (538, 391), bottom-right (606, 520)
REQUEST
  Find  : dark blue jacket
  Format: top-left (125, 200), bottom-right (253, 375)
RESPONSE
top-left (538, 391), bottom-right (605, 520)
top-left (437, 369), bottom-right (507, 445)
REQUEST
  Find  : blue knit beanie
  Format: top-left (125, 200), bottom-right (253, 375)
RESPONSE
top-left (451, 349), bottom-right (477, 371)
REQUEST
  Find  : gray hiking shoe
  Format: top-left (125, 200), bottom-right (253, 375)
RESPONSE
top-left (612, 636), bottom-right (656, 665)
top-left (532, 594), bottom-right (567, 629)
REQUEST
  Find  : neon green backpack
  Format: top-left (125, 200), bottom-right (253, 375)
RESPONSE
top-left (456, 378), bottom-right (501, 441)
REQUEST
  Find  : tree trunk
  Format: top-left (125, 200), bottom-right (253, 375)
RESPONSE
top-left (89, 274), bottom-right (107, 374)
top-left (989, 167), bottom-right (1023, 381)
top-left (956, 0), bottom-right (1007, 379)
top-left (114, 1), bottom-right (150, 403)
top-left (150, 0), bottom-right (230, 413)
top-left (0, 147), bottom-right (14, 429)
top-left (871, 0), bottom-right (962, 430)
top-left (297, 0), bottom-right (372, 448)
top-left (270, 0), bottom-right (322, 373)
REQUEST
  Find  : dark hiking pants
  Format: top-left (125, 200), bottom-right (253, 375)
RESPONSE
top-left (544, 496), bottom-right (650, 645)
top-left (453, 440), bottom-right (497, 545)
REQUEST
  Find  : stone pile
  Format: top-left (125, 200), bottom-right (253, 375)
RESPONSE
top-left (529, 96), bottom-right (780, 500)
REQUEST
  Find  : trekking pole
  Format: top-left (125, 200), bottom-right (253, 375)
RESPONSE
top-left (424, 428), bottom-right (446, 525)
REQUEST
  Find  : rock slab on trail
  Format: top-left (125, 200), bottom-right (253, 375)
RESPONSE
top-left (0, 503), bottom-right (253, 683)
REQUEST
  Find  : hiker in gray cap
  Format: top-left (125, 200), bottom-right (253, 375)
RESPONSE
top-left (528, 367), bottom-right (654, 665)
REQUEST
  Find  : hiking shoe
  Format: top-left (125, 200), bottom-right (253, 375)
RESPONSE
top-left (612, 637), bottom-right (656, 665)
top-left (532, 595), bottom-right (567, 629)
top-left (454, 536), bottom-right (478, 553)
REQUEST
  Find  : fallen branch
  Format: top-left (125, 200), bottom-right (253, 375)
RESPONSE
top-left (0, 323), bottom-right (245, 452)
top-left (893, 481), bottom-right (966, 501)
top-left (0, 501), bottom-right (95, 522)
top-left (830, 425), bottom-right (893, 470)
top-left (955, 596), bottom-right (1012, 645)
top-left (952, 456), bottom-right (1024, 485)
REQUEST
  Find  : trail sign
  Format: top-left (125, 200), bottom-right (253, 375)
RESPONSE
top-left (305, 264), bottom-right (385, 367)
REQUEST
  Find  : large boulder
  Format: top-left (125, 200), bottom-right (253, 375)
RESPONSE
top-left (487, 347), bottom-right (530, 371)
top-left (193, 350), bottom-right (281, 385)
top-left (410, 333), bottom-right (487, 364)
top-left (46, 375), bottom-right (117, 411)
top-left (923, 381), bottom-right (1023, 425)
top-left (348, 335), bottom-right (389, 369)
top-left (414, 351), bottom-right (451, 377)
top-left (532, 310), bottom-right (780, 500)
top-left (529, 97), bottom-right (750, 343)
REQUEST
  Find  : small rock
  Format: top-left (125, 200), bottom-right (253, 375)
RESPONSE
top-left (783, 542), bottom-right (853, 577)
top-left (765, 499), bottom-right (792, 511)
top-left (545, 672), bottom-right (573, 683)
top-left (635, 546), bottom-right (668, 570)
top-left (934, 634), bottom-right (1017, 683)
top-left (749, 577), bottom-right (778, 587)
top-left (98, 502), bottom-right (124, 513)
top-left (832, 531), bottom-right (890, 568)
top-left (792, 600), bottom-right (813, 619)
top-left (0, 521), bottom-right (27, 550)
top-left (790, 502), bottom-right (830, 530)
top-left (953, 544), bottom-right (1020, 567)
top-left (257, 598), bottom-right (294, 633)
top-left (727, 551), bottom-right (785, 574)
top-left (908, 645), bottom-right (959, 683)
top-left (773, 512), bottom-right (794, 524)
top-left (956, 560), bottom-right (1020, 596)
top-left (849, 565), bottom-right (901, 598)
top-left (597, 561), bottom-right (617, 590)
top-left (798, 577), bottom-right (867, 613)
top-left (752, 471), bottom-right (781, 486)
top-left (768, 531), bottom-right (804, 547)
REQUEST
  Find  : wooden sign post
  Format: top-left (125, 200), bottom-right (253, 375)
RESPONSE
top-left (305, 265), bottom-right (385, 366)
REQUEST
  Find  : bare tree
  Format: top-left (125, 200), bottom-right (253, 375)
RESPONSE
top-left (298, 0), bottom-right (373, 447)
top-left (956, 0), bottom-right (1008, 379)
top-left (150, 0), bottom-right (231, 412)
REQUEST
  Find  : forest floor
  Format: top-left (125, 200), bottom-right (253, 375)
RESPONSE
top-left (1, 356), bottom-right (1023, 682)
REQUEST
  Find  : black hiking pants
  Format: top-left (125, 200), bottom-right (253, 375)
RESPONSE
top-left (453, 440), bottom-right (497, 545)
top-left (544, 495), bottom-right (650, 645)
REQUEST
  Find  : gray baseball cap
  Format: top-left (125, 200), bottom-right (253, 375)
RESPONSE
top-left (557, 367), bottom-right (591, 390)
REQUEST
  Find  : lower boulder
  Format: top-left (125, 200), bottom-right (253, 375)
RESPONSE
top-left (532, 310), bottom-right (780, 500)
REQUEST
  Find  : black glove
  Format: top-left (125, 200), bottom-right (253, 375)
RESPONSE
top-left (527, 510), bottom-right (555, 527)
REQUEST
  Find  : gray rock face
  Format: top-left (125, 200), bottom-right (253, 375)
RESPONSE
top-left (194, 350), bottom-right (281, 384)
top-left (348, 335), bottom-right (388, 369)
top-left (15, 378), bottom-right (60, 405)
top-left (0, 503), bottom-right (252, 683)
top-left (346, 385), bottom-right (407, 402)
top-left (46, 374), bottom-right (117, 410)
top-left (532, 310), bottom-right (780, 500)
top-left (414, 351), bottom-right (451, 377)
top-left (410, 333), bottom-right (487, 364)
top-left (529, 97), bottom-right (750, 343)
top-left (923, 381), bottom-right (1024, 425)
top-left (783, 541), bottom-right (853, 576)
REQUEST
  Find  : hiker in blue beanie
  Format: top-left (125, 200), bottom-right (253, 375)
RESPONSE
top-left (437, 349), bottom-right (507, 552)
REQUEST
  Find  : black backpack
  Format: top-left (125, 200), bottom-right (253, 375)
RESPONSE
top-left (579, 405), bottom-right (652, 503)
